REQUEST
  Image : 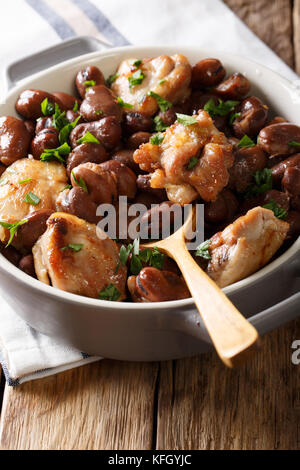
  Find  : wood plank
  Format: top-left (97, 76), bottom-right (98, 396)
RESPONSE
top-left (293, 0), bottom-right (300, 74)
top-left (0, 360), bottom-right (159, 450)
top-left (224, 0), bottom-right (294, 67)
top-left (157, 319), bottom-right (300, 450)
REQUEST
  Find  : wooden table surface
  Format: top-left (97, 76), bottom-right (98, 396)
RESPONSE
top-left (0, 0), bottom-right (300, 450)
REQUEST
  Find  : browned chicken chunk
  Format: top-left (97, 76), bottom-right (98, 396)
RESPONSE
top-left (206, 207), bottom-right (289, 288)
top-left (111, 54), bottom-right (191, 116)
top-left (134, 110), bottom-right (233, 204)
top-left (32, 212), bottom-right (127, 300)
top-left (0, 159), bottom-right (67, 246)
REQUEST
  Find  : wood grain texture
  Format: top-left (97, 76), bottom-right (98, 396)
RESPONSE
top-left (0, 360), bottom-right (159, 450)
top-left (294, 0), bottom-right (300, 74)
top-left (156, 320), bottom-right (300, 450)
top-left (224, 0), bottom-right (294, 67)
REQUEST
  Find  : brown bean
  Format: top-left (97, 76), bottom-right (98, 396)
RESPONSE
top-left (263, 190), bottom-right (290, 211)
top-left (229, 145), bottom-right (267, 193)
top-left (233, 96), bottom-right (269, 138)
top-left (100, 160), bottom-right (137, 199)
top-left (291, 196), bottom-right (300, 211)
top-left (111, 149), bottom-right (141, 173)
top-left (123, 112), bottom-right (153, 134)
top-left (258, 123), bottom-right (300, 155)
top-left (132, 192), bottom-right (164, 208)
top-left (35, 116), bottom-right (53, 134)
top-left (70, 116), bottom-right (122, 151)
top-left (75, 65), bottom-right (105, 98)
top-left (65, 110), bottom-right (84, 124)
top-left (66, 142), bottom-right (108, 177)
top-left (24, 120), bottom-right (36, 137)
top-left (71, 163), bottom-right (118, 205)
top-left (191, 58), bottom-right (226, 89)
top-left (0, 116), bottom-right (31, 166)
top-left (157, 108), bottom-right (177, 127)
top-left (53, 92), bottom-right (81, 111)
top-left (189, 92), bottom-right (217, 115)
top-left (139, 201), bottom-right (182, 238)
top-left (16, 89), bottom-right (63, 119)
top-left (136, 174), bottom-right (167, 202)
top-left (30, 128), bottom-right (59, 159)
top-left (286, 211), bottom-right (300, 238)
top-left (271, 154), bottom-right (300, 185)
top-left (130, 267), bottom-right (190, 302)
top-left (80, 85), bottom-right (122, 122)
top-left (15, 209), bottom-right (54, 250)
top-left (126, 132), bottom-right (151, 150)
top-left (213, 73), bottom-right (251, 100)
top-left (205, 189), bottom-right (238, 224)
top-left (56, 187), bottom-right (99, 224)
top-left (1, 245), bottom-right (21, 266)
top-left (282, 167), bottom-right (300, 197)
top-left (0, 164), bottom-right (6, 177)
top-left (267, 116), bottom-right (287, 126)
top-left (19, 254), bottom-right (36, 277)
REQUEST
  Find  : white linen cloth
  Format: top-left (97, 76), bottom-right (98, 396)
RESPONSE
top-left (0, 0), bottom-right (298, 385)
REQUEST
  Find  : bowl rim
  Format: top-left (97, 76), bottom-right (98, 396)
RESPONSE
top-left (0, 44), bottom-right (299, 311)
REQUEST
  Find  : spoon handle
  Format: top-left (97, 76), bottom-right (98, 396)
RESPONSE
top-left (166, 240), bottom-right (260, 368)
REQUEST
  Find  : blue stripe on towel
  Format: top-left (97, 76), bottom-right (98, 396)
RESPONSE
top-left (72, 0), bottom-right (130, 46)
top-left (25, 0), bottom-right (76, 39)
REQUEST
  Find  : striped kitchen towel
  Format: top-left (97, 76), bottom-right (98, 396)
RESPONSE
top-left (0, 0), bottom-right (298, 385)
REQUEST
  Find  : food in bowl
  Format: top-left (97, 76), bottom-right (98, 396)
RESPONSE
top-left (0, 54), bottom-right (298, 303)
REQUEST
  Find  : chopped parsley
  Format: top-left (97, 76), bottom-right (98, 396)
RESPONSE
top-left (0, 219), bottom-right (28, 247)
top-left (204, 98), bottom-right (239, 118)
top-left (158, 79), bottom-right (166, 85)
top-left (129, 59), bottom-right (142, 68)
top-left (238, 135), bottom-right (256, 149)
top-left (187, 157), bottom-right (198, 170)
top-left (106, 73), bottom-right (119, 87)
top-left (60, 184), bottom-right (72, 192)
top-left (289, 140), bottom-right (300, 148)
top-left (245, 168), bottom-right (273, 199)
top-left (40, 142), bottom-right (71, 164)
top-left (176, 113), bottom-right (198, 126)
top-left (61, 243), bottom-right (83, 252)
top-left (262, 199), bottom-right (288, 220)
top-left (195, 240), bottom-right (211, 260)
top-left (150, 133), bottom-right (164, 145)
top-left (116, 238), bottom-right (164, 275)
top-left (77, 131), bottom-right (100, 145)
top-left (147, 91), bottom-right (172, 113)
top-left (229, 112), bottom-right (241, 125)
top-left (73, 101), bottom-right (79, 112)
top-left (95, 109), bottom-right (103, 115)
top-left (41, 98), bottom-right (55, 116)
top-left (51, 103), bottom-right (69, 131)
top-left (59, 115), bottom-right (82, 145)
top-left (18, 178), bottom-right (32, 185)
top-left (99, 283), bottom-right (121, 301)
top-left (72, 171), bottom-right (88, 193)
top-left (128, 69), bottom-right (146, 89)
top-left (117, 97), bottom-right (133, 109)
top-left (84, 80), bottom-right (96, 91)
top-left (153, 116), bottom-right (168, 132)
top-left (23, 192), bottom-right (40, 206)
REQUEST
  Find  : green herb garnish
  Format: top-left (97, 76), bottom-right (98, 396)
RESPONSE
top-left (106, 73), bottom-right (119, 87)
top-left (73, 101), bottom-right (79, 112)
top-left (176, 113), bottom-right (198, 126)
top-left (60, 184), bottom-right (72, 192)
top-left (84, 80), bottom-right (96, 91)
top-left (195, 240), bottom-right (211, 260)
top-left (129, 59), bottom-right (142, 68)
top-left (289, 141), bottom-right (300, 148)
top-left (61, 243), bottom-right (83, 252)
top-left (204, 98), bottom-right (239, 118)
top-left (52, 103), bottom-right (69, 131)
top-left (24, 191), bottom-right (40, 206)
top-left (147, 91), bottom-right (172, 113)
top-left (40, 142), bottom-right (71, 164)
top-left (262, 200), bottom-right (288, 220)
top-left (59, 115), bottom-right (81, 145)
top-left (187, 157), bottom-right (198, 170)
top-left (150, 133), bottom-right (164, 145)
top-left (116, 239), bottom-right (164, 275)
top-left (158, 79), bottom-right (166, 85)
top-left (99, 283), bottom-right (121, 301)
top-left (72, 171), bottom-right (88, 193)
top-left (229, 112), bottom-right (241, 125)
top-left (153, 116), bottom-right (168, 132)
top-left (128, 69), bottom-right (146, 89)
top-left (0, 219), bottom-right (28, 247)
top-left (18, 178), bottom-right (32, 185)
top-left (244, 168), bottom-right (273, 199)
top-left (76, 131), bottom-right (100, 145)
top-left (117, 97), bottom-right (133, 109)
top-left (95, 110), bottom-right (103, 115)
top-left (238, 135), bottom-right (256, 149)
top-left (41, 98), bottom-right (55, 116)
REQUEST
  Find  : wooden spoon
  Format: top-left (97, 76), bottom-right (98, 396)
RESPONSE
top-left (142, 207), bottom-right (259, 368)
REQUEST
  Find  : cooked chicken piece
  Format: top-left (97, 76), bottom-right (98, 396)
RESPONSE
top-left (111, 54), bottom-right (191, 115)
top-left (134, 110), bottom-right (233, 204)
top-left (33, 212), bottom-right (127, 300)
top-left (0, 158), bottom-right (67, 245)
top-left (206, 207), bottom-right (289, 288)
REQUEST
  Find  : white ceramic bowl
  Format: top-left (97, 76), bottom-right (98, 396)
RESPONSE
top-left (0, 43), bottom-right (299, 360)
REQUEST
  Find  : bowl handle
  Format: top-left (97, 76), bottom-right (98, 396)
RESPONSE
top-left (4, 35), bottom-right (110, 90)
